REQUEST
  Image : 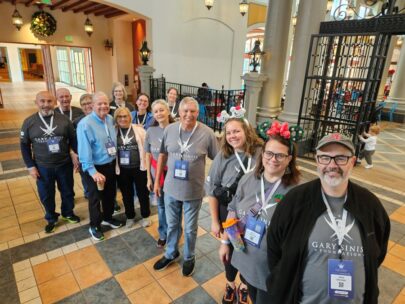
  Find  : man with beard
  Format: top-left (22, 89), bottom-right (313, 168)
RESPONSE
top-left (266, 133), bottom-right (390, 304)
top-left (20, 91), bottom-right (80, 233)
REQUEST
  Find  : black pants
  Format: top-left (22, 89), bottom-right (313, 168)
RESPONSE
top-left (246, 282), bottom-right (270, 304)
top-left (84, 161), bottom-right (116, 228)
top-left (117, 166), bottom-right (150, 219)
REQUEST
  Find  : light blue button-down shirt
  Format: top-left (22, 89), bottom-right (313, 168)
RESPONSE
top-left (77, 111), bottom-right (116, 176)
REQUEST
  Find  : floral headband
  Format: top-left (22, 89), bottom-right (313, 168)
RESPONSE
top-left (257, 120), bottom-right (304, 143)
top-left (217, 105), bottom-right (247, 124)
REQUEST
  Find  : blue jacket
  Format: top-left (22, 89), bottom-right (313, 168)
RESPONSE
top-left (131, 111), bottom-right (154, 130)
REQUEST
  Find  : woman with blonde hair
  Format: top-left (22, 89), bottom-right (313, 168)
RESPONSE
top-left (109, 82), bottom-right (134, 116)
top-left (145, 99), bottom-right (175, 247)
top-left (114, 107), bottom-right (151, 228)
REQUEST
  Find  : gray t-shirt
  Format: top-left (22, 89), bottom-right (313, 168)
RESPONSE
top-left (300, 194), bottom-right (365, 304)
top-left (20, 112), bottom-right (75, 168)
top-left (205, 149), bottom-right (262, 195)
top-left (145, 125), bottom-right (165, 179)
top-left (228, 172), bottom-right (292, 291)
top-left (160, 121), bottom-right (218, 201)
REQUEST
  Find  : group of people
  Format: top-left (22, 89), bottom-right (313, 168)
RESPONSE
top-left (20, 84), bottom-right (390, 304)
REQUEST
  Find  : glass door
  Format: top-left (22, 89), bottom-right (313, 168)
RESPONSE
top-left (70, 48), bottom-right (86, 90)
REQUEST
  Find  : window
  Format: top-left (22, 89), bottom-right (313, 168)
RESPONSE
top-left (56, 48), bottom-right (71, 84)
top-left (70, 48), bottom-right (86, 90)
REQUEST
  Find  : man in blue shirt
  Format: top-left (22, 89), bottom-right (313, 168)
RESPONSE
top-left (77, 92), bottom-right (123, 241)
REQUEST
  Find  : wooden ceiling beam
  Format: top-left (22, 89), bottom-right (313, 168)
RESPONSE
top-left (105, 10), bottom-right (126, 18)
top-left (93, 7), bottom-right (115, 16)
top-left (61, 0), bottom-right (83, 11)
top-left (83, 3), bottom-right (106, 15)
top-left (25, 0), bottom-right (36, 7)
top-left (72, 2), bottom-right (97, 13)
top-left (50, 0), bottom-right (70, 10)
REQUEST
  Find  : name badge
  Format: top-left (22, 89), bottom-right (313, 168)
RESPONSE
top-left (174, 159), bottom-right (189, 180)
top-left (47, 138), bottom-right (60, 153)
top-left (243, 215), bottom-right (266, 248)
top-left (105, 139), bottom-right (116, 156)
top-left (328, 259), bottom-right (354, 299)
top-left (119, 150), bottom-right (130, 165)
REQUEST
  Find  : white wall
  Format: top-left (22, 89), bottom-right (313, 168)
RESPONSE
top-left (0, 43), bottom-right (41, 82)
top-left (104, 0), bottom-right (247, 89)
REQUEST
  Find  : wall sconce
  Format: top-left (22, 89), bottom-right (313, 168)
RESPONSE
top-left (12, 6), bottom-right (23, 31)
top-left (84, 16), bottom-right (93, 37)
top-left (139, 41), bottom-right (151, 65)
top-left (239, 0), bottom-right (249, 16)
top-left (205, 0), bottom-right (214, 10)
top-left (248, 40), bottom-right (265, 72)
top-left (104, 39), bottom-right (113, 56)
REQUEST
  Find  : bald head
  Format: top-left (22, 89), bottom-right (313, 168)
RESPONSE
top-left (56, 88), bottom-right (72, 111)
top-left (35, 91), bottom-right (55, 116)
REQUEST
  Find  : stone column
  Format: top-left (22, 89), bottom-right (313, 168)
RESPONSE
top-left (136, 65), bottom-right (155, 96)
top-left (278, 0), bottom-right (328, 123)
top-left (241, 72), bottom-right (268, 127)
top-left (377, 37), bottom-right (398, 99)
top-left (258, 0), bottom-right (293, 120)
top-left (387, 43), bottom-right (405, 115)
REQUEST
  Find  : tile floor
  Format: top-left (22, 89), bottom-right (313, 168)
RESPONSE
top-left (0, 82), bottom-right (403, 303)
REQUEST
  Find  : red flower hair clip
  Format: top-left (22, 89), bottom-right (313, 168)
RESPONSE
top-left (266, 121), bottom-right (291, 140)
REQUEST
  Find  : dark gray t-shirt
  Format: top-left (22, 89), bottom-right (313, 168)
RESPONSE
top-left (20, 112), bottom-right (75, 168)
top-left (300, 194), bottom-right (365, 304)
top-left (228, 172), bottom-right (292, 291)
top-left (57, 106), bottom-right (83, 121)
top-left (160, 122), bottom-right (218, 201)
top-left (117, 127), bottom-right (140, 168)
top-left (145, 125), bottom-right (165, 179)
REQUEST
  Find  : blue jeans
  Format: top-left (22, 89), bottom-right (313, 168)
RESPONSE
top-left (157, 190), bottom-right (167, 240)
top-left (164, 195), bottom-right (202, 261)
top-left (36, 162), bottom-right (75, 224)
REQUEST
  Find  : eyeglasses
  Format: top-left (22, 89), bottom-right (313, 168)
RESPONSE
top-left (117, 115), bottom-right (128, 119)
top-left (81, 102), bottom-right (92, 106)
top-left (263, 151), bottom-right (289, 161)
top-left (316, 155), bottom-right (353, 165)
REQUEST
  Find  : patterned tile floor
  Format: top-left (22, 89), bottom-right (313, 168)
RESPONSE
top-left (0, 82), bottom-right (403, 303)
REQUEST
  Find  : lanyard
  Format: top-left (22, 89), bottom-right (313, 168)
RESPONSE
top-left (170, 103), bottom-right (177, 116)
top-left (178, 122), bottom-right (198, 155)
top-left (119, 127), bottom-right (133, 145)
top-left (260, 175), bottom-right (282, 211)
top-left (137, 113), bottom-right (147, 125)
top-left (38, 112), bottom-right (55, 136)
top-left (103, 119), bottom-right (111, 139)
top-left (321, 190), bottom-right (348, 259)
top-left (59, 107), bottom-right (72, 121)
top-left (235, 152), bottom-right (253, 174)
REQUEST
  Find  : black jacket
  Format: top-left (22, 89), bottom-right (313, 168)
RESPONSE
top-left (266, 179), bottom-right (390, 304)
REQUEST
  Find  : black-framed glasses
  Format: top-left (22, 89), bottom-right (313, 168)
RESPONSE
top-left (263, 151), bottom-right (289, 161)
top-left (316, 155), bottom-right (352, 165)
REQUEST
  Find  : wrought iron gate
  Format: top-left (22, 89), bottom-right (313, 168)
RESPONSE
top-left (297, 13), bottom-right (405, 158)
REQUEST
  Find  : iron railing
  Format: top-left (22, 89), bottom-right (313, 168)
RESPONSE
top-left (150, 76), bottom-right (245, 132)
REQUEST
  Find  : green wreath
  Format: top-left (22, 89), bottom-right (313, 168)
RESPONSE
top-left (30, 11), bottom-right (57, 38)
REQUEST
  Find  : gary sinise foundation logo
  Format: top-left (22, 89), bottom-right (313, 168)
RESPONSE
top-left (311, 215), bottom-right (364, 257)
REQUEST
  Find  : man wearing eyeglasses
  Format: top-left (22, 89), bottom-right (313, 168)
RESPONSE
top-left (266, 133), bottom-right (390, 304)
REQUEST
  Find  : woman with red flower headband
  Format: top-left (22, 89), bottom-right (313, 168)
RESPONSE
top-left (218, 120), bottom-right (301, 304)
top-left (206, 109), bottom-right (263, 304)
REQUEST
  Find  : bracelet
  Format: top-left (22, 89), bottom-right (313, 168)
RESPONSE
top-left (221, 240), bottom-right (230, 245)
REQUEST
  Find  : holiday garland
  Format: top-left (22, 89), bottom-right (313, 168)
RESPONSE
top-left (30, 11), bottom-right (57, 38)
